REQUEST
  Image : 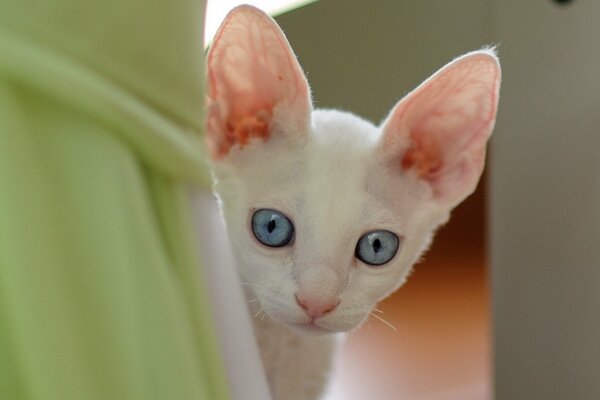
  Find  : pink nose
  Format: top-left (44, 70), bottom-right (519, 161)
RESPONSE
top-left (295, 293), bottom-right (340, 319)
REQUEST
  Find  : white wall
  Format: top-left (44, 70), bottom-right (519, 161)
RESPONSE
top-left (491, 1), bottom-right (600, 398)
top-left (276, 0), bottom-right (492, 123)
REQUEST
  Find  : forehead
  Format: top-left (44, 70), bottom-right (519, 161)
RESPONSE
top-left (238, 109), bottom-right (426, 234)
top-left (305, 110), bottom-right (423, 223)
top-left (303, 114), bottom-right (379, 220)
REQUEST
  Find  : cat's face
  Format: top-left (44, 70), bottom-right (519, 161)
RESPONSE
top-left (211, 110), bottom-right (448, 334)
top-left (206, 6), bottom-right (500, 335)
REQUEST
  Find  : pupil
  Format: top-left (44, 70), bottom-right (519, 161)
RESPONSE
top-left (267, 219), bottom-right (276, 233)
top-left (373, 238), bottom-right (381, 253)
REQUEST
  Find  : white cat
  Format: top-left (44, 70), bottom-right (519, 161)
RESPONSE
top-left (205, 5), bottom-right (500, 400)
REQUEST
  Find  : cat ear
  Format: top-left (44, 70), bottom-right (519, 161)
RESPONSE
top-left (206, 5), bottom-right (312, 159)
top-left (380, 50), bottom-right (501, 208)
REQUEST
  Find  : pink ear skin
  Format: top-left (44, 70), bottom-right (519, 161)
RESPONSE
top-left (206, 5), bottom-right (311, 159)
top-left (380, 51), bottom-right (501, 207)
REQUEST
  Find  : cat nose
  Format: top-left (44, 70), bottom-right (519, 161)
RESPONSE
top-left (295, 293), bottom-right (340, 319)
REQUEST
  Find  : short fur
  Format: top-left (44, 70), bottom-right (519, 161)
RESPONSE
top-left (205, 5), bottom-right (501, 400)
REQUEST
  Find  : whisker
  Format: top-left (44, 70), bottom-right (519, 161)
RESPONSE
top-left (373, 308), bottom-right (384, 314)
top-left (247, 298), bottom-right (259, 303)
top-left (253, 307), bottom-right (264, 318)
top-left (260, 311), bottom-right (267, 321)
top-left (355, 314), bottom-right (373, 333)
top-left (355, 321), bottom-right (365, 333)
top-left (347, 327), bottom-right (357, 339)
top-left (370, 312), bottom-right (397, 332)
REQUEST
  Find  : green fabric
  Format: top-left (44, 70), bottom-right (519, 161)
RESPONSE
top-left (0, 0), bottom-right (207, 131)
top-left (0, 1), bottom-right (229, 399)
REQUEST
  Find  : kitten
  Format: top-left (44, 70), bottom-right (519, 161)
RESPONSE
top-left (205, 5), bottom-right (500, 400)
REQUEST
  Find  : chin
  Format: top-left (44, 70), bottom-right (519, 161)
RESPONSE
top-left (285, 322), bottom-right (335, 336)
top-left (282, 317), bottom-right (364, 336)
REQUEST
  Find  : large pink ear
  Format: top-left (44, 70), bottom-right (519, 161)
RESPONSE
top-left (206, 5), bottom-right (312, 159)
top-left (380, 50), bottom-right (501, 207)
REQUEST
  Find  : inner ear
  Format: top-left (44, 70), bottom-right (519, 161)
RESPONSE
top-left (222, 101), bottom-right (273, 152)
top-left (379, 51), bottom-right (501, 207)
top-left (206, 5), bottom-right (312, 159)
top-left (400, 131), bottom-right (444, 180)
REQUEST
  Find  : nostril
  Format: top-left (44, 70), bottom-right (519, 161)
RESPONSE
top-left (322, 301), bottom-right (339, 315)
top-left (295, 294), bottom-right (309, 312)
top-left (295, 293), bottom-right (340, 319)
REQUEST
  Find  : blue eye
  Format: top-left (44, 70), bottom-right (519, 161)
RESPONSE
top-left (355, 230), bottom-right (400, 266)
top-left (251, 209), bottom-right (295, 248)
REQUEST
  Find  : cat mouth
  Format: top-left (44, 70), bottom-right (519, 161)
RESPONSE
top-left (286, 321), bottom-right (333, 335)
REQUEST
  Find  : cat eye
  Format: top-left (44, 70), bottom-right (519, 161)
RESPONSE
top-left (355, 230), bottom-right (400, 266)
top-left (251, 209), bottom-right (295, 248)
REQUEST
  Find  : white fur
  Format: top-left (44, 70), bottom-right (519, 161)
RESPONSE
top-left (210, 110), bottom-right (450, 399)
top-left (213, 109), bottom-right (447, 331)
top-left (206, 5), bottom-right (500, 399)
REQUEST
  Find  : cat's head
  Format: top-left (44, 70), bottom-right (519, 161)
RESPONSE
top-left (205, 5), bottom-right (500, 335)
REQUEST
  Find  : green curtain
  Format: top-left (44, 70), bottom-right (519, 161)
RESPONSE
top-left (0, 0), bottom-right (229, 399)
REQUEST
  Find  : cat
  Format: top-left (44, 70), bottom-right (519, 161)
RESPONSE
top-left (205, 5), bottom-right (500, 400)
